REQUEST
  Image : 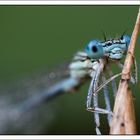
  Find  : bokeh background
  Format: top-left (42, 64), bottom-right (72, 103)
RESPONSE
top-left (0, 6), bottom-right (139, 135)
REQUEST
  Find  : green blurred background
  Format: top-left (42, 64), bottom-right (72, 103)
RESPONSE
top-left (0, 6), bottom-right (139, 135)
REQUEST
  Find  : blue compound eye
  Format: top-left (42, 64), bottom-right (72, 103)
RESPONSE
top-left (85, 40), bottom-right (104, 59)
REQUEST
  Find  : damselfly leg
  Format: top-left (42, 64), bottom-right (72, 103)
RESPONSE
top-left (102, 73), bottom-right (112, 126)
top-left (106, 65), bottom-right (118, 97)
top-left (93, 95), bottom-right (101, 135)
top-left (86, 59), bottom-right (104, 111)
top-left (86, 59), bottom-right (114, 134)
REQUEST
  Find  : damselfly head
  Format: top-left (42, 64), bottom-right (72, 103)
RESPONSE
top-left (85, 35), bottom-right (131, 60)
top-left (85, 40), bottom-right (104, 59)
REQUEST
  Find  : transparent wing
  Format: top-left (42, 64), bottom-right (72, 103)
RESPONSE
top-left (0, 61), bottom-right (70, 98)
top-left (0, 61), bottom-right (71, 134)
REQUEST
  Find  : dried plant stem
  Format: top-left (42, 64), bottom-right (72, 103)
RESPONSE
top-left (110, 7), bottom-right (140, 134)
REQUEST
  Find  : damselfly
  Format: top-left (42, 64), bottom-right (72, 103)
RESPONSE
top-left (14, 33), bottom-right (136, 134)
top-left (0, 33), bottom-right (137, 134)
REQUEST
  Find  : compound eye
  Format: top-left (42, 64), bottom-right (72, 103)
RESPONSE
top-left (85, 40), bottom-right (104, 59)
top-left (92, 46), bottom-right (98, 53)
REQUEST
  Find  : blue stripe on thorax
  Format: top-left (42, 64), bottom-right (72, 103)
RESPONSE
top-left (101, 38), bottom-right (126, 48)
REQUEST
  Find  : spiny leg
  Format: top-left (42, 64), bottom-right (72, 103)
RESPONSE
top-left (86, 71), bottom-right (96, 110)
top-left (87, 65), bottom-right (112, 134)
top-left (92, 59), bottom-right (137, 96)
top-left (87, 70), bottom-right (101, 135)
top-left (86, 61), bottom-right (102, 110)
top-left (93, 73), bottom-right (122, 96)
top-left (86, 72), bottom-right (101, 134)
top-left (87, 62), bottom-right (114, 113)
top-left (106, 65), bottom-right (117, 97)
top-left (86, 63), bottom-right (102, 134)
top-left (86, 68), bottom-right (112, 114)
top-left (102, 72), bottom-right (112, 126)
top-left (93, 95), bottom-right (101, 135)
top-left (92, 68), bottom-right (102, 135)
top-left (90, 72), bottom-right (113, 135)
top-left (92, 72), bottom-right (113, 134)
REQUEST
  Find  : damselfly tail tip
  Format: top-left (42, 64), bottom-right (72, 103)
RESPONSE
top-left (101, 30), bottom-right (107, 41)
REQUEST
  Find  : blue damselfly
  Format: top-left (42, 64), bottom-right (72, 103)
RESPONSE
top-left (0, 34), bottom-right (137, 134)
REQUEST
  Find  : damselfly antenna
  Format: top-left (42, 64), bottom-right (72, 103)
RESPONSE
top-left (101, 30), bottom-right (107, 41)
